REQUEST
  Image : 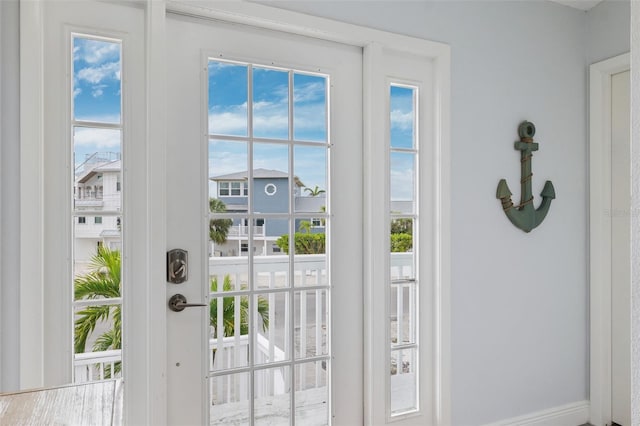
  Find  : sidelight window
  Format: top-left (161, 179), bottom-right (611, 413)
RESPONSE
top-left (71, 34), bottom-right (123, 383)
top-left (389, 84), bottom-right (419, 415)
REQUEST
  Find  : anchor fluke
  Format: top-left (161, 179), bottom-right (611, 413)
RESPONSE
top-left (496, 179), bottom-right (514, 212)
top-left (496, 179), bottom-right (512, 199)
top-left (496, 121), bottom-right (555, 232)
top-left (540, 181), bottom-right (556, 200)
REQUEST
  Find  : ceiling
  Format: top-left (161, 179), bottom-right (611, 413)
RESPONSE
top-left (549, 0), bottom-right (602, 11)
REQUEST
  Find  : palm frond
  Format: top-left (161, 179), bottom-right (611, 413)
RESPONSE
top-left (74, 305), bottom-right (111, 353)
top-left (74, 247), bottom-right (122, 354)
top-left (209, 275), bottom-right (269, 337)
top-left (74, 276), bottom-right (120, 300)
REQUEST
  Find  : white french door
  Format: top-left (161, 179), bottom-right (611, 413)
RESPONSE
top-left (30, 2), bottom-right (449, 424)
top-left (165, 13), bottom-right (363, 425)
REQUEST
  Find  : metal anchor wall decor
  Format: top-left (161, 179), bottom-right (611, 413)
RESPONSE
top-left (496, 121), bottom-right (556, 232)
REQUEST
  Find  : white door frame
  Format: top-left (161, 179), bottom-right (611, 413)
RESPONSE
top-left (589, 52), bottom-right (630, 426)
top-left (20, 1), bottom-right (451, 423)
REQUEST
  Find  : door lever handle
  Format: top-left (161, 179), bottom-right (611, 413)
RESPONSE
top-left (168, 294), bottom-right (207, 312)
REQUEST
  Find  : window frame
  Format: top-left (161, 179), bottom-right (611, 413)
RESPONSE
top-left (363, 44), bottom-right (450, 425)
top-left (218, 180), bottom-right (248, 197)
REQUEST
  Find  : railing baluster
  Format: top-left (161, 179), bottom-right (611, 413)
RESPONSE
top-left (217, 296), bottom-right (224, 402)
top-left (397, 284), bottom-right (404, 345)
top-left (315, 289), bottom-right (322, 385)
top-left (409, 282), bottom-right (415, 349)
top-left (300, 290), bottom-right (307, 390)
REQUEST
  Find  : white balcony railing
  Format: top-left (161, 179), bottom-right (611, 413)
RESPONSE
top-left (74, 198), bottom-right (104, 208)
top-left (74, 252), bottom-right (414, 397)
top-left (74, 350), bottom-right (122, 383)
top-left (227, 225), bottom-right (264, 237)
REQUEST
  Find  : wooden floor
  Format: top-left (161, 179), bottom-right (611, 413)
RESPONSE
top-left (0, 379), bottom-right (122, 425)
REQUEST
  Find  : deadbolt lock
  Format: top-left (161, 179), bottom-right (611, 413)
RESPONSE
top-left (167, 249), bottom-right (188, 284)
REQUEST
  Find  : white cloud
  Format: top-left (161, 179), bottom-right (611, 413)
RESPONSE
top-left (74, 127), bottom-right (120, 149)
top-left (73, 88), bottom-right (82, 98)
top-left (253, 100), bottom-right (288, 137)
top-left (208, 81), bottom-right (327, 138)
top-left (294, 81), bottom-right (325, 103)
top-left (390, 154), bottom-right (415, 200)
top-left (75, 40), bottom-right (120, 65)
top-left (293, 102), bottom-right (326, 131)
top-left (209, 154), bottom-right (246, 178)
top-left (390, 169), bottom-right (414, 200)
top-left (390, 109), bottom-right (414, 131)
top-left (209, 106), bottom-right (248, 135)
top-left (77, 61), bottom-right (121, 85)
top-left (253, 145), bottom-right (288, 172)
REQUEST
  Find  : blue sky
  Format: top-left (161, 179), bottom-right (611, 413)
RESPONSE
top-left (73, 36), bottom-right (122, 169)
top-left (208, 60), bottom-right (328, 198)
top-left (72, 44), bottom-right (415, 202)
top-left (390, 86), bottom-right (416, 202)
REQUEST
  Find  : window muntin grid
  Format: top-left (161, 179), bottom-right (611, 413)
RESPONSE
top-left (208, 59), bottom-right (330, 425)
top-left (388, 84), bottom-right (419, 416)
top-left (71, 34), bottom-right (123, 383)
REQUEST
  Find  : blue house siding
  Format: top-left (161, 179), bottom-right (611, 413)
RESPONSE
top-left (252, 177), bottom-right (289, 215)
top-left (211, 170), bottom-right (326, 241)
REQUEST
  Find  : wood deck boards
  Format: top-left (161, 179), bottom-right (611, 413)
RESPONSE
top-left (0, 380), bottom-right (121, 425)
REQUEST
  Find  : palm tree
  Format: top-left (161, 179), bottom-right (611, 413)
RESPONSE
top-left (210, 275), bottom-right (269, 337)
top-left (298, 220), bottom-right (312, 234)
top-left (74, 246), bottom-right (122, 374)
top-left (293, 176), bottom-right (305, 189)
top-left (304, 185), bottom-right (325, 197)
top-left (210, 198), bottom-right (233, 244)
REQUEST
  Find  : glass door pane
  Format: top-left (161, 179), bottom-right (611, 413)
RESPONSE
top-left (72, 34), bottom-right (124, 384)
top-left (208, 59), bottom-right (331, 425)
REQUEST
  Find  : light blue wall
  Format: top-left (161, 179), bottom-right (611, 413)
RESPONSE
top-left (587, 0), bottom-right (631, 64)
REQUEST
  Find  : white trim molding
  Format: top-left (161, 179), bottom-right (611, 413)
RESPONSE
top-left (588, 52), bottom-right (630, 426)
top-left (482, 401), bottom-right (590, 426)
top-left (19, 0), bottom-right (45, 389)
top-left (363, 44), bottom-right (451, 426)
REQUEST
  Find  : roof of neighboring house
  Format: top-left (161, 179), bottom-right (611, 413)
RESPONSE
top-left (77, 160), bottom-right (121, 184)
top-left (210, 168), bottom-right (288, 181)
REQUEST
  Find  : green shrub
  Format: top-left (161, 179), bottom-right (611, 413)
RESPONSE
top-left (276, 233), bottom-right (325, 254)
top-left (390, 233), bottom-right (412, 252)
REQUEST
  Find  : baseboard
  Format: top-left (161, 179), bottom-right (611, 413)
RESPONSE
top-left (482, 401), bottom-right (590, 426)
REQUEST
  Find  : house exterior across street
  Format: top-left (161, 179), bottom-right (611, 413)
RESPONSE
top-left (74, 153), bottom-right (122, 272)
top-left (210, 168), bottom-right (326, 256)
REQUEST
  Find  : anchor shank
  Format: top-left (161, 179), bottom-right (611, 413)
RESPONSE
top-left (515, 138), bottom-right (538, 210)
top-left (520, 147), bottom-right (532, 209)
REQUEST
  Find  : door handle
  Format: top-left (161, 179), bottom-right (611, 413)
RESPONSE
top-left (168, 294), bottom-right (207, 312)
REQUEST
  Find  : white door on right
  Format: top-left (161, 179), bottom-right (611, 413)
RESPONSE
top-left (611, 69), bottom-right (630, 426)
